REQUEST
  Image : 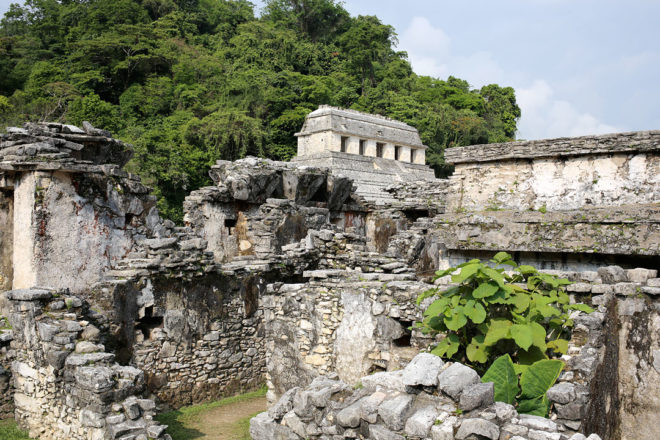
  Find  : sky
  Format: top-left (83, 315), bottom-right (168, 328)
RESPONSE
top-left (1, 0), bottom-right (659, 140)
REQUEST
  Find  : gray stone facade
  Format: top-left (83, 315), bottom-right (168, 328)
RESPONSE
top-left (293, 106), bottom-right (437, 204)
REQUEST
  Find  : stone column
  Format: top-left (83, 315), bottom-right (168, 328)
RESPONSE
top-left (364, 140), bottom-right (377, 157)
top-left (347, 137), bottom-right (360, 155)
top-left (412, 148), bottom-right (426, 164)
top-left (329, 133), bottom-right (342, 152)
top-left (12, 172), bottom-right (39, 289)
top-left (400, 146), bottom-right (412, 162)
top-left (383, 143), bottom-right (395, 160)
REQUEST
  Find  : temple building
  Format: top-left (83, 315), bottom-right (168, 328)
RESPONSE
top-left (293, 106), bottom-right (437, 204)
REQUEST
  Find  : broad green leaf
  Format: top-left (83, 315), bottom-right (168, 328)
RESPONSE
top-left (473, 281), bottom-right (500, 298)
top-left (434, 268), bottom-right (455, 279)
top-left (480, 267), bottom-right (506, 287)
top-left (510, 324), bottom-right (534, 351)
top-left (482, 354), bottom-right (519, 405)
top-left (424, 298), bottom-right (450, 317)
top-left (518, 395), bottom-right (550, 417)
top-left (530, 321), bottom-right (547, 352)
top-left (491, 251), bottom-right (512, 264)
top-left (508, 293), bottom-right (530, 313)
top-left (426, 316), bottom-right (446, 331)
top-left (444, 307), bottom-right (468, 331)
top-left (444, 334), bottom-right (461, 358)
top-left (518, 265), bottom-right (538, 275)
top-left (547, 339), bottom-right (569, 354)
top-left (513, 363), bottom-right (529, 375)
top-left (466, 335), bottom-right (488, 363)
top-left (520, 359), bottom-right (564, 399)
top-left (484, 319), bottom-right (512, 346)
top-left (566, 304), bottom-right (595, 313)
top-left (469, 302), bottom-right (487, 324)
top-left (488, 289), bottom-right (509, 304)
top-left (452, 263), bottom-right (480, 283)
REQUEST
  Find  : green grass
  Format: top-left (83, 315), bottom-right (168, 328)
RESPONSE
top-left (232, 411), bottom-right (264, 440)
top-left (155, 386), bottom-right (267, 440)
top-left (0, 420), bottom-right (31, 440)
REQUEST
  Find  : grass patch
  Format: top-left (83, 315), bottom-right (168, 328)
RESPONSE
top-left (230, 411), bottom-right (264, 440)
top-left (155, 386), bottom-right (267, 440)
top-left (0, 419), bottom-right (31, 440)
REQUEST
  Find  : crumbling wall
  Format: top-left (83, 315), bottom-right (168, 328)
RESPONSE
top-left (1, 122), bottom-right (155, 293)
top-left (251, 353), bottom-right (603, 440)
top-left (444, 131), bottom-right (660, 212)
top-left (0, 323), bottom-right (13, 419)
top-left (0, 189), bottom-right (12, 292)
top-left (5, 288), bottom-right (169, 440)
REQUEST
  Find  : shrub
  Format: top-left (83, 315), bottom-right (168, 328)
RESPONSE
top-left (416, 252), bottom-right (594, 416)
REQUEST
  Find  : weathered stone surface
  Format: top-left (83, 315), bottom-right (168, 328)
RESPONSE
top-left (459, 382), bottom-right (494, 411)
top-left (250, 413), bottom-right (299, 440)
top-left (404, 406), bottom-right (438, 437)
top-left (547, 382), bottom-right (577, 405)
top-left (402, 353), bottom-right (444, 387)
top-left (269, 387), bottom-right (300, 421)
top-left (438, 363), bottom-right (480, 400)
top-left (455, 418), bottom-right (500, 440)
top-left (369, 424), bottom-right (406, 440)
top-left (378, 394), bottom-right (414, 431)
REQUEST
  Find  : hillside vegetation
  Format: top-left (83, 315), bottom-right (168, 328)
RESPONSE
top-left (0, 0), bottom-right (520, 221)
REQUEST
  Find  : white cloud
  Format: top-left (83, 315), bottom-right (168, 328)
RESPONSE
top-left (516, 80), bottom-right (621, 139)
top-left (398, 17), bottom-right (621, 140)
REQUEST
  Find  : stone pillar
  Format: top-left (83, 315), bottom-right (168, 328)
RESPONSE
top-left (364, 140), bottom-right (377, 157)
top-left (412, 148), bottom-right (426, 165)
top-left (329, 133), bottom-right (342, 153)
top-left (383, 143), bottom-right (395, 160)
top-left (400, 146), bottom-right (412, 163)
top-left (347, 137), bottom-right (360, 155)
top-left (12, 172), bottom-right (39, 289)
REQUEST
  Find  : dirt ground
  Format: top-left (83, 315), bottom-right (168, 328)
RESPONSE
top-left (193, 396), bottom-right (267, 439)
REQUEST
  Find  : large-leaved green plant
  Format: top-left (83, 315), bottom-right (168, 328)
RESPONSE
top-left (416, 252), bottom-right (593, 374)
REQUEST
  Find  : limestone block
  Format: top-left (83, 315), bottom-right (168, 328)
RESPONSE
top-left (459, 382), bottom-right (494, 411)
top-left (404, 405), bottom-right (438, 437)
top-left (455, 418), bottom-right (499, 440)
top-left (402, 353), bottom-right (444, 387)
top-left (378, 393), bottom-right (414, 431)
top-left (437, 362), bottom-right (480, 400)
top-left (369, 423), bottom-right (405, 440)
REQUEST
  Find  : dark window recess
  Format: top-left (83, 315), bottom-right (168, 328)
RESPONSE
top-left (310, 183), bottom-right (328, 203)
top-left (395, 146), bottom-right (402, 160)
top-left (359, 139), bottom-right (366, 155)
top-left (376, 143), bottom-right (384, 158)
top-left (136, 306), bottom-right (163, 341)
top-left (393, 320), bottom-right (413, 347)
top-left (340, 136), bottom-right (349, 153)
top-left (403, 209), bottom-right (429, 222)
top-left (225, 218), bottom-right (237, 234)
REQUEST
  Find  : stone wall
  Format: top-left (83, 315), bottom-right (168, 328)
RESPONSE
top-left (251, 353), bottom-right (603, 440)
top-left (0, 320), bottom-right (13, 419)
top-left (1, 122), bottom-right (155, 293)
top-left (444, 131), bottom-right (660, 213)
top-left (5, 288), bottom-right (168, 440)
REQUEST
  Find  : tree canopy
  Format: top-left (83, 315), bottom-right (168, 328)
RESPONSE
top-left (0, 0), bottom-right (521, 221)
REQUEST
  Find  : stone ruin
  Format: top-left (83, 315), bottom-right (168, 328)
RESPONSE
top-left (0, 111), bottom-right (657, 440)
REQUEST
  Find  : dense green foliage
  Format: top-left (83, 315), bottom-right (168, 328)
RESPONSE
top-left (417, 252), bottom-right (594, 417)
top-left (0, 0), bottom-right (520, 221)
top-left (417, 252), bottom-right (593, 371)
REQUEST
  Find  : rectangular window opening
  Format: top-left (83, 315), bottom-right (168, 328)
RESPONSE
top-left (395, 145), bottom-right (401, 161)
top-left (376, 143), bottom-right (384, 158)
top-left (340, 136), bottom-right (349, 153)
top-left (359, 139), bottom-right (366, 155)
